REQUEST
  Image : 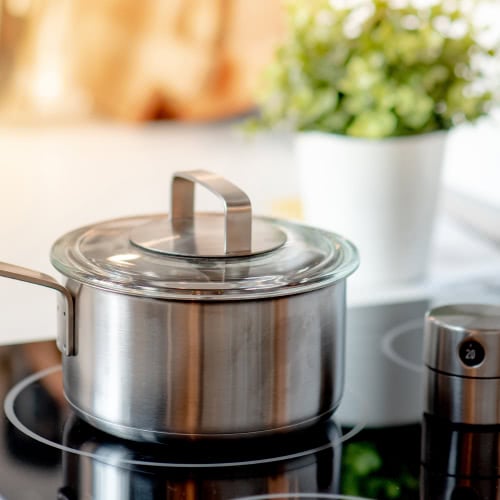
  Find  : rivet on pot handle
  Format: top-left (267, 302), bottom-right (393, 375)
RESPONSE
top-left (0, 262), bottom-right (75, 356)
top-left (171, 169), bottom-right (252, 255)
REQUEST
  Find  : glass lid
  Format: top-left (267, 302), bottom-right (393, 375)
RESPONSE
top-left (50, 170), bottom-right (359, 301)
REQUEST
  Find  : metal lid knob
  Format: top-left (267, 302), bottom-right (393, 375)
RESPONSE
top-left (129, 170), bottom-right (286, 258)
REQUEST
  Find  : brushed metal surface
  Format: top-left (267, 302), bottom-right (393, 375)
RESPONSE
top-left (130, 169), bottom-right (286, 257)
top-left (0, 261), bottom-right (75, 356)
top-left (63, 280), bottom-right (346, 441)
top-left (424, 369), bottom-right (500, 425)
top-left (424, 303), bottom-right (500, 378)
top-left (424, 304), bottom-right (500, 425)
top-left (170, 169), bottom-right (253, 255)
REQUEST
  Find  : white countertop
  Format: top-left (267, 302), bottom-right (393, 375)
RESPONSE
top-left (1, 117), bottom-right (500, 345)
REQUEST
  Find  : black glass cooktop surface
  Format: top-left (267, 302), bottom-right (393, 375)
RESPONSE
top-left (0, 343), bottom-right (421, 500)
top-left (1, 297), bottom-right (499, 499)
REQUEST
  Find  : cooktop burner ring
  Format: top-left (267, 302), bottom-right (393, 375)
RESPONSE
top-left (381, 317), bottom-right (425, 373)
top-left (4, 364), bottom-right (367, 470)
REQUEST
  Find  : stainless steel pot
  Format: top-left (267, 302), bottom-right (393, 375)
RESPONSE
top-left (0, 170), bottom-right (359, 442)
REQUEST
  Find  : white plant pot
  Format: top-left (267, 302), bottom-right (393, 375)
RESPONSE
top-left (295, 131), bottom-right (448, 288)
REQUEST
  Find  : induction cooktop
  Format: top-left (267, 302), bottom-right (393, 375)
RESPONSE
top-left (2, 298), bottom-right (500, 499)
top-left (0, 340), bottom-right (422, 500)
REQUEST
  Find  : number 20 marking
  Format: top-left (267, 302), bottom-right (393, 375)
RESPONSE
top-left (465, 349), bottom-right (476, 360)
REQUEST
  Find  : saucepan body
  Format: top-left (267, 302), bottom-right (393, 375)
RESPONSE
top-left (0, 169), bottom-right (359, 442)
top-left (62, 278), bottom-right (346, 441)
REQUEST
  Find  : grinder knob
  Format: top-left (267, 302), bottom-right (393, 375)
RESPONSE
top-left (423, 303), bottom-right (500, 425)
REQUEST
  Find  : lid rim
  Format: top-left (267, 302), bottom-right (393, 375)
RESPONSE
top-left (52, 264), bottom-right (359, 301)
top-left (50, 214), bottom-right (359, 300)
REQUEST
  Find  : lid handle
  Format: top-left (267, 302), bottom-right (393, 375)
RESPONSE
top-left (171, 170), bottom-right (252, 255)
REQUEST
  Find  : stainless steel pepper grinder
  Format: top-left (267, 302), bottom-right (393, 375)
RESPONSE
top-left (422, 304), bottom-right (500, 499)
top-left (423, 303), bottom-right (500, 425)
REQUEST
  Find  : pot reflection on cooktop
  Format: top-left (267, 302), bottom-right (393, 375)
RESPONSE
top-left (59, 413), bottom-right (342, 500)
top-left (0, 341), bottom-right (424, 500)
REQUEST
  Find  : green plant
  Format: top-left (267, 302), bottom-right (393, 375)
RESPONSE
top-left (341, 441), bottom-right (419, 499)
top-left (250, 0), bottom-right (500, 138)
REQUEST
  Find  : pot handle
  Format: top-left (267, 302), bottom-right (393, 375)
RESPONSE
top-left (0, 262), bottom-right (75, 356)
top-left (171, 169), bottom-right (252, 255)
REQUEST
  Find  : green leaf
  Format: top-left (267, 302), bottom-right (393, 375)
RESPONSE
top-left (347, 110), bottom-right (398, 138)
top-left (247, 0), bottom-right (500, 138)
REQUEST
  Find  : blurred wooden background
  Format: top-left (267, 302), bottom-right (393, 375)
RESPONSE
top-left (0, 0), bottom-right (285, 123)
